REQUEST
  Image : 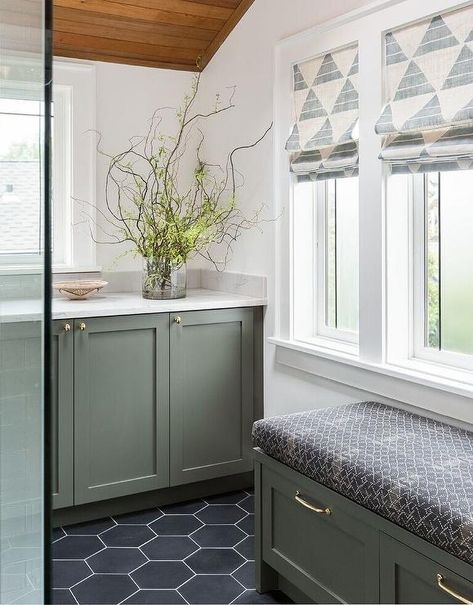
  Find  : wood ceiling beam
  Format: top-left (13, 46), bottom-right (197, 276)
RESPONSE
top-left (200, 0), bottom-right (253, 69)
top-left (54, 19), bottom-right (209, 51)
top-left (52, 0), bottom-right (254, 71)
top-left (53, 0), bottom-right (225, 30)
top-left (54, 7), bottom-right (216, 42)
top-left (108, 0), bottom-right (234, 20)
top-left (55, 48), bottom-right (200, 71)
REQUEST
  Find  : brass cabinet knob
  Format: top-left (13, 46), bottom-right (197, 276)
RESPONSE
top-left (174, 316), bottom-right (182, 325)
top-left (64, 323), bottom-right (71, 332)
top-left (79, 322), bottom-right (86, 331)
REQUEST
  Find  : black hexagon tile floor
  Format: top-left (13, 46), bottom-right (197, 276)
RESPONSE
top-left (52, 490), bottom-right (291, 605)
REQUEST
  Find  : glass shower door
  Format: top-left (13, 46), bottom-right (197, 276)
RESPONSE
top-left (0, 0), bottom-right (51, 603)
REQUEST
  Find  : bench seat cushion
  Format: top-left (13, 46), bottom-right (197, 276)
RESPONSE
top-left (252, 401), bottom-right (473, 564)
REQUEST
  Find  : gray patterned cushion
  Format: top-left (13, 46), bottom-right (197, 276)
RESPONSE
top-left (252, 401), bottom-right (473, 564)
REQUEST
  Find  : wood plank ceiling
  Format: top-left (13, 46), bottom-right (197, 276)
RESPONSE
top-left (53, 0), bottom-right (254, 71)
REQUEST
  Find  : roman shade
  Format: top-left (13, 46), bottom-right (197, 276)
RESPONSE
top-left (376, 5), bottom-right (473, 174)
top-left (286, 44), bottom-right (359, 181)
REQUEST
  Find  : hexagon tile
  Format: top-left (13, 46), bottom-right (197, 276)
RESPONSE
top-left (52, 489), bottom-right (291, 605)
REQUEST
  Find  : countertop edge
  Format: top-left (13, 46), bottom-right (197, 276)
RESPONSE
top-left (1, 289), bottom-right (267, 323)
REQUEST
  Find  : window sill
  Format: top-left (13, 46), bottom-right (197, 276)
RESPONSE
top-left (290, 336), bottom-right (358, 357)
top-left (0, 265), bottom-right (102, 276)
top-left (268, 336), bottom-right (473, 425)
top-left (53, 265), bottom-right (102, 275)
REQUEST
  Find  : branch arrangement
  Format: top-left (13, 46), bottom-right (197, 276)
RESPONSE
top-left (85, 74), bottom-right (271, 290)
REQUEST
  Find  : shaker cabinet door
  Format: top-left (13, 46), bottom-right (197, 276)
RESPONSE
top-left (170, 308), bottom-right (254, 486)
top-left (52, 321), bottom-right (74, 509)
top-left (74, 315), bottom-right (169, 504)
top-left (380, 533), bottom-right (473, 604)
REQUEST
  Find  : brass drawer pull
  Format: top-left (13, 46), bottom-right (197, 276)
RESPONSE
top-left (64, 323), bottom-right (71, 332)
top-left (295, 491), bottom-right (331, 515)
top-left (174, 316), bottom-right (182, 324)
top-left (437, 574), bottom-right (473, 604)
top-left (80, 322), bottom-right (87, 331)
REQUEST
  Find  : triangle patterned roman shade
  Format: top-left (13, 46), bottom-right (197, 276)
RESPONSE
top-left (376, 4), bottom-right (473, 174)
top-left (286, 44), bottom-right (359, 181)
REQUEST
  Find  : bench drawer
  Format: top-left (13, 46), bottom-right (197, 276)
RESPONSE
top-left (380, 533), bottom-right (473, 604)
top-left (262, 465), bottom-right (379, 604)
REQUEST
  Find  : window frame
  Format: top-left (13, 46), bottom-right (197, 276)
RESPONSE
top-left (0, 98), bottom-right (45, 265)
top-left (52, 83), bottom-right (72, 267)
top-left (291, 177), bottom-right (359, 354)
top-left (274, 0), bottom-right (473, 421)
top-left (315, 180), bottom-right (359, 346)
top-left (50, 61), bottom-right (97, 273)
top-left (0, 61), bottom-right (97, 273)
top-left (412, 173), bottom-right (473, 373)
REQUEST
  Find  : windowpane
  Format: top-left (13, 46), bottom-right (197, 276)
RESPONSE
top-left (0, 102), bottom-right (41, 256)
top-left (425, 173), bottom-right (440, 350)
top-left (324, 177), bottom-right (359, 334)
top-left (325, 180), bottom-right (337, 329)
top-left (335, 178), bottom-right (359, 333)
top-left (439, 170), bottom-right (473, 356)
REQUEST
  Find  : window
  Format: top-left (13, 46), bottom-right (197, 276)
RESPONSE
top-left (0, 99), bottom-right (43, 262)
top-left (412, 170), bottom-right (473, 370)
top-left (293, 176), bottom-right (359, 349)
top-left (0, 62), bottom-right (96, 271)
top-left (287, 42), bottom-right (360, 351)
top-left (276, 0), bottom-right (473, 412)
top-left (0, 90), bottom-right (71, 266)
top-left (322, 178), bottom-right (359, 337)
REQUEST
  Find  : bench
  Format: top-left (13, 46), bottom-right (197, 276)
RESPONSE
top-left (253, 402), bottom-right (473, 604)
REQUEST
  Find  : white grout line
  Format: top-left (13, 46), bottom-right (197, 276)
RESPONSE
top-left (175, 572), bottom-right (197, 592)
top-left (68, 572), bottom-right (95, 590)
top-left (232, 574), bottom-right (250, 591)
top-left (182, 560), bottom-right (196, 575)
top-left (231, 560), bottom-right (249, 576)
top-left (230, 588), bottom-right (248, 604)
top-left (176, 587), bottom-right (191, 605)
top-left (117, 588), bottom-right (139, 605)
top-left (54, 494), bottom-right (258, 603)
top-left (84, 559), bottom-right (95, 574)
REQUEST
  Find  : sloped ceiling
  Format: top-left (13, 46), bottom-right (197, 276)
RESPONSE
top-left (53, 0), bottom-right (254, 71)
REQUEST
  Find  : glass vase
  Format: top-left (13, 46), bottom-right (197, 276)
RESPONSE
top-left (142, 258), bottom-right (187, 300)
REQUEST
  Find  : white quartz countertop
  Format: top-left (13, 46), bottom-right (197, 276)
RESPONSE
top-left (0, 289), bottom-right (267, 323)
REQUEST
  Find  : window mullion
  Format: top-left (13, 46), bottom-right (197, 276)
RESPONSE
top-left (358, 35), bottom-right (385, 364)
top-left (438, 173), bottom-right (442, 351)
top-left (334, 180), bottom-right (338, 330)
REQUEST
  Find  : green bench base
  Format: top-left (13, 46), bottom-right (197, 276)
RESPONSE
top-left (254, 448), bottom-right (473, 604)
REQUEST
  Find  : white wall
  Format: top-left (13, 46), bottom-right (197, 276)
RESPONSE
top-left (93, 62), bottom-right (194, 272)
top-left (71, 2), bottom-right (472, 427)
top-left (197, 0), bottom-right (393, 420)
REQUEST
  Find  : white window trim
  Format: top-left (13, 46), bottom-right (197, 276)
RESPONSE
top-left (53, 83), bottom-right (72, 267)
top-left (0, 60), bottom-right (98, 274)
top-left (411, 174), bottom-right (473, 372)
top-left (53, 60), bottom-right (98, 273)
top-left (273, 0), bottom-right (473, 424)
top-left (292, 178), bottom-right (358, 353)
top-left (315, 180), bottom-right (359, 346)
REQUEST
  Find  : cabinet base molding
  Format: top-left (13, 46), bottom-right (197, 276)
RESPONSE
top-left (53, 472), bottom-right (252, 528)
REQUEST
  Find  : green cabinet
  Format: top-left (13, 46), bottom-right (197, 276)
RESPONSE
top-left (74, 315), bottom-right (170, 504)
top-left (380, 533), bottom-right (473, 604)
top-left (51, 307), bottom-right (258, 509)
top-left (255, 450), bottom-right (473, 605)
top-left (52, 321), bottom-right (74, 509)
top-left (169, 309), bottom-right (254, 486)
top-left (261, 463), bottom-right (379, 604)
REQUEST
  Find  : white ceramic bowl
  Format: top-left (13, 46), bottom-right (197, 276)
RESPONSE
top-left (54, 280), bottom-right (108, 300)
